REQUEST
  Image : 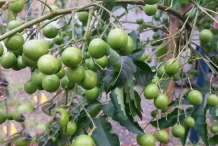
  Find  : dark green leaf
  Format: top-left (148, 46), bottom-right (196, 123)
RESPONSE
top-left (192, 105), bottom-right (209, 146)
top-left (108, 49), bottom-right (121, 70)
top-left (92, 116), bottom-right (120, 146)
top-left (86, 101), bottom-right (103, 117)
top-left (133, 60), bottom-right (153, 73)
top-left (151, 108), bottom-right (185, 129)
top-left (129, 49), bottom-right (145, 59)
top-left (209, 135), bottom-right (218, 146)
top-left (110, 91), bottom-right (144, 134)
top-left (129, 31), bottom-right (139, 50)
top-left (76, 116), bottom-right (91, 131)
top-left (134, 68), bottom-right (155, 87)
top-left (209, 107), bottom-right (217, 120)
top-left (112, 57), bottom-right (136, 86)
top-left (74, 23), bottom-right (84, 39)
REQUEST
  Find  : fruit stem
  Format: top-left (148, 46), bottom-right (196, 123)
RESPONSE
top-left (156, 112), bottom-right (160, 130)
top-left (143, 117), bottom-right (155, 130)
top-left (75, 96), bottom-right (97, 136)
top-left (37, 0), bottom-right (53, 12)
top-left (176, 9), bottom-right (199, 59)
top-left (67, 84), bottom-right (77, 107)
top-left (192, 0), bottom-right (218, 24)
top-left (34, 88), bottom-right (64, 109)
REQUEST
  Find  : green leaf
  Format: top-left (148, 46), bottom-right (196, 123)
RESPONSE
top-left (108, 49), bottom-right (121, 70)
top-left (92, 116), bottom-right (120, 146)
top-left (192, 105), bottom-right (209, 146)
top-left (74, 23), bottom-right (84, 39)
top-left (134, 68), bottom-right (155, 87)
top-left (112, 56), bottom-right (136, 86)
top-left (103, 101), bottom-right (144, 135)
top-left (86, 101), bottom-right (103, 117)
top-left (129, 31), bottom-right (139, 50)
top-left (129, 48), bottom-right (145, 60)
top-left (124, 81), bottom-right (143, 119)
top-left (209, 135), bottom-right (218, 146)
top-left (110, 91), bottom-right (144, 134)
top-left (150, 108), bottom-right (185, 129)
top-left (76, 116), bottom-right (91, 131)
top-left (209, 107), bottom-right (217, 120)
top-left (172, 0), bottom-right (180, 10)
top-left (114, 88), bottom-right (126, 116)
top-left (133, 60), bottom-right (153, 73)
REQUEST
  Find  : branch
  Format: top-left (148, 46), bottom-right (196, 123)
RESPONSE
top-left (115, 0), bottom-right (192, 30)
top-left (0, 3), bottom-right (96, 41)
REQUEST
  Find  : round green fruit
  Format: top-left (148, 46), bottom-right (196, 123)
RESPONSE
top-left (8, 20), bottom-right (23, 31)
top-left (199, 29), bottom-right (213, 44)
top-left (0, 52), bottom-right (17, 69)
top-left (151, 76), bottom-right (159, 84)
top-left (61, 76), bottom-right (75, 90)
top-left (136, 134), bottom-right (155, 146)
top-left (210, 124), bottom-right (218, 133)
top-left (207, 94), bottom-right (218, 107)
top-left (56, 68), bottom-right (65, 79)
top-left (153, 13), bottom-right (161, 20)
top-left (85, 87), bottom-right (99, 101)
top-left (61, 47), bottom-right (82, 67)
top-left (94, 56), bottom-right (108, 68)
top-left (0, 111), bottom-right (8, 124)
top-left (44, 5), bottom-right (59, 14)
top-left (136, 18), bottom-right (144, 24)
top-left (17, 103), bottom-right (34, 114)
top-left (80, 70), bottom-right (97, 90)
top-left (151, 109), bottom-right (158, 117)
top-left (138, 53), bottom-right (147, 61)
top-left (4, 33), bottom-right (24, 51)
top-left (153, 33), bottom-right (160, 39)
top-left (14, 138), bottom-right (31, 146)
top-left (38, 54), bottom-right (59, 75)
top-left (72, 134), bottom-right (94, 146)
top-left (42, 75), bottom-right (60, 92)
top-left (157, 66), bottom-right (165, 77)
top-left (17, 55), bottom-right (26, 69)
top-left (11, 46), bottom-right (23, 57)
top-left (144, 4), bottom-right (158, 16)
top-left (154, 94), bottom-right (168, 109)
top-left (54, 35), bottom-right (64, 45)
top-left (187, 90), bottom-right (203, 106)
top-left (67, 66), bottom-right (85, 83)
top-left (143, 84), bottom-right (159, 99)
top-left (172, 124), bottom-right (185, 138)
top-left (164, 58), bottom-right (180, 76)
top-left (85, 58), bottom-right (98, 71)
top-left (9, 0), bottom-right (24, 13)
top-left (23, 39), bottom-right (49, 61)
top-left (43, 24), bottom-right (59, 38)
top-left (24, 80), bottom-right (37, 94)
top-left (88, 38), bottom-right (108, 59)
top-left (119, 36), bottom-right (134, 56)
top-left (107, 28), bottom-right (128, 51)
top-left (78, 12), bottom-right (89, 24)
top-left (65, 122), bottom-right (77, 136)
top-left (0, 43), bottom-right (3, 57)
top-left (155, 130), bottom-right (169, 143)
top-left (31, 70), bottom-right (46, 87)
top-left (184, 116), bottom-right (195, 128)
top-left (22, 54), bottom-right (37, 68)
